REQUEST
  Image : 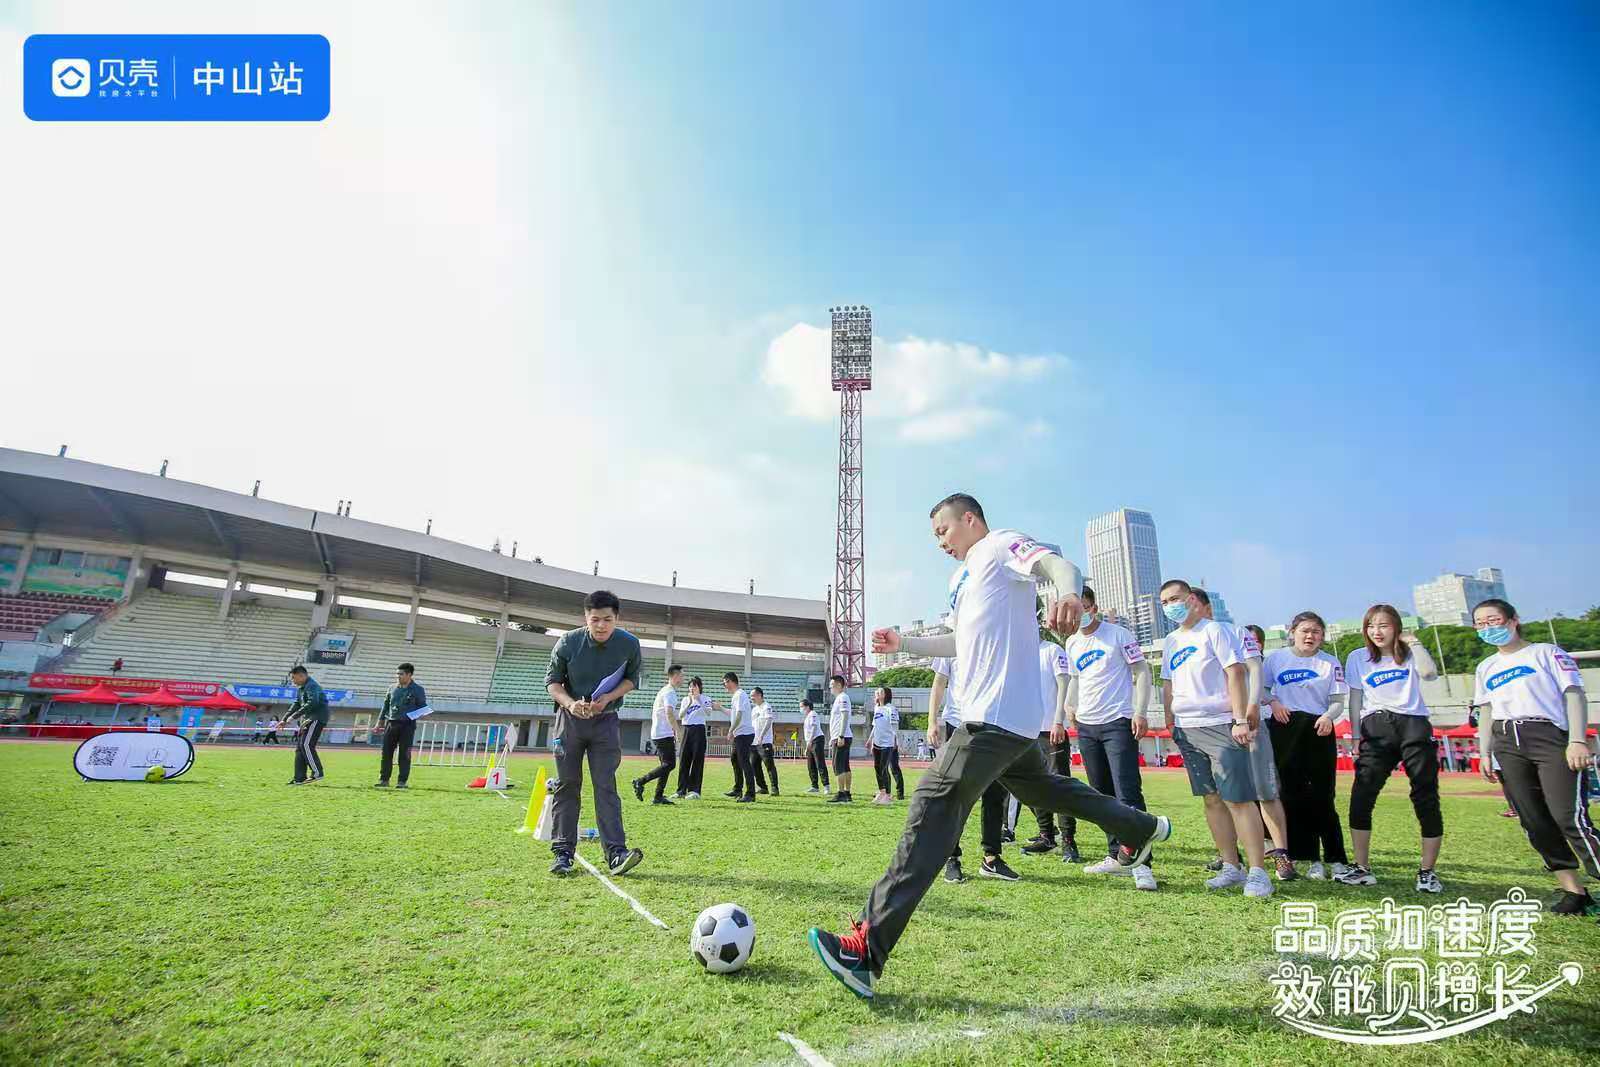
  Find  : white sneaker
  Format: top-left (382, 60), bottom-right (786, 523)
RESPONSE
top-left (1305, 862), bottom-right (1326, 880)
top-left (1083, 855), bottom-right (1122, 875)
top-left (1244, 867), bottom-right (1275, 898)
top-left (686, 792), bottom-right (700, 800)
top-left (1330, 862), bottom-right (1352, 881)
top-left (822, 786), bottom-right (831, 795)
top-left (1205, 863), bottom-right (1246, 890)
top-left (873, 792), bottom-right (893, 806)
top-left (805, 787), bottom-right (820, 795)
top-left (1132, 864), bottom-right (1158, 891)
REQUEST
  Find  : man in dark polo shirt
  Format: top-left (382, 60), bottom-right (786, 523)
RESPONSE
top-left (545, 590), bottom-right (646, 878)
top-left (285, 664), bottom-right (328, 785)
top-left (375, 663), bottom-right (428, 789)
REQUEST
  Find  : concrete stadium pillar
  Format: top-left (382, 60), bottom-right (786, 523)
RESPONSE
top-left (9, 540), bottom-right (33, 594)
top-left (310, 580), bottom-right (336, 630)
top-left (664, 625), bottom-right (675, 666)
top-left (495, 608), bottom-right (508, 657)
top-left (743, 633), bottom-right (753, 676)
top-left (405, 590), bottom-right (421, 643)
top-left (121, 548), bottom-right (143, 602)
top-left (218, 566), bottom-right (239, 620)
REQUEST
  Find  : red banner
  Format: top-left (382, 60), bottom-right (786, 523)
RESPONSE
top-left (28, 673), bottom-right (221, 698)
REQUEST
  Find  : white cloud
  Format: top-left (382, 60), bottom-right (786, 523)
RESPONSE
top-left (760, 322), bottom-right (1067, 442)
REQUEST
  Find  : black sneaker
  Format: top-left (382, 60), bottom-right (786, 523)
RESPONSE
top-left (395, 782), bottom-right (408, 790)
top-left (608, 848), bottom-right (643, 876)
top-left (631, 778), bottom-right (645, 802)
top-left (1550, 890), bottom-right (1597, 916)
top-left (1000, 827), bottom-right (1016, 844)
top-left (549, 853), bottom-right (574, 876)
top-left (724, 790), bottom-right (742, 798)
top-left (1271, 849), bottom-right (1299, 882)
top-left (287, 779), bottom-right (305, 786)
top-left (943, 858), bottom-right (966, 883)
top-left (373, 782), bottom-right (389, 789)
top-left (1115, 815), bottom-right (1172, 870)
top-left (1334, 864), bottom-right (1377, 887)
top-left (979, 856), bottom-right (1020, 881)
top-left (826, 791), bottom-right (851, 804)
top-left (736, 794), bottom-right (756, 803)
top-left (651, 795), bottom-right (675, 805)
top-left (1020, 836), bottom-right (1058, 856)
top-left (1415, 868), bottom-right (1443, 894)
top-left (1060, 838), bottom-right (1082, 864)
top-left (808, 921), bottom-right (878, 999)
top-left (757, 786), bottom-right (770, 795)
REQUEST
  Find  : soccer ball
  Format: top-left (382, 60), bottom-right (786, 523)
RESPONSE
top-left (690, 902), bottom-right (755, 974)
top-left (144, 764), bottom-right (166, 782)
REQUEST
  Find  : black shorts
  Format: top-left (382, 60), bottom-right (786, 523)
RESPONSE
top-left (832, 741), bottom-right (851, 776)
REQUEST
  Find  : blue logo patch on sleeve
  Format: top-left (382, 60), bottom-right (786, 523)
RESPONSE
top-left (1169, 647), bottom-right (1198, 671)
top-left (1367, 669), bottom-right (1409, 688)
top-left (1485, 665), bottom-right (1536, 692)
top-left (1076, 649), bottom-right (1106, 671)
top-left (1276, 668), bottom-right (1318, 686)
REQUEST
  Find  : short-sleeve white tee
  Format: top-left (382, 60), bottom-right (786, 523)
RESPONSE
top-left (1162, 618), bottom-right (1246, 728)
top-left (650, 683), bottom-right (679, 740)
top-left (679, 694), bottom-right (709, 727)
top-left (870, 703), bottom-right (900, 747)
top-left (1262, 649), bottom-right (1347, 716)
top-left (751, 702), bottom-right (774, 744)
top-left (729, 688), bottom-right (755, 737)
top-left (1474, 643), bottom-right (1584, 728)
top-left (1036, 640), bottom-right (1071, 734)
top-left (1063, 619), bottom-right (1142, 725)
top-left (1345, 646), bottom-right (1430, 718)
top-left (829, 692), bottom-right (853, 743)
top-left (803, 708), bottom-right (822, 743)
top-left (932, 657), bottom-right (962, 728)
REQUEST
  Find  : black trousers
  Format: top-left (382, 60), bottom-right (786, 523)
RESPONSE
top-left (379, 717), bottom-right (417, 785)
top-left (1076, 718), bottom-right (1149, 859)
top-left (865, 723), bottom-right (1159, 966)
top-left (675, 723), bottom-right (707, 795)
top-left (757, 742), bottom-right (779, 794)
top-left (1030, 732), bottom-right (1078, 841)
top-left (806, 736), bottom-right (831, 788)
top-left (1271, 712), bottom-right (1348, 863)
top-left (942, 720), bottom-right (1006, 860)
top-left (1493, 718), bottom-right (1600, 878)
top-left (730, 733), bottom-right (759, 798)
top-left (873, 744), bottom-right (905, 797)
top-left (640, 736), bottom-right (676, 799)
top-left (1349, 710), bottom-right (1442, 837)
top-left (294, 719), bottom-right (325, 781)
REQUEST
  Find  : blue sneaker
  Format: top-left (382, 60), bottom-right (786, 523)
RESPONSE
top-left (809, 921), bottom-right (878, 999)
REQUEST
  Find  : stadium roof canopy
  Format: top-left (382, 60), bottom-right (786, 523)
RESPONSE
top-left (0, 449), bottom-right (829, 651)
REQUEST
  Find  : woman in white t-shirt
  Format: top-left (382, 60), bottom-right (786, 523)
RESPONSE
top-left (672, 677), bottom-right (711, 800)
top-left (1473, 598), bottom-right (1598, 915)
top-left (1341, 603), bottom-right (1443, 892)
top-left (751, 687), bottom-right (780, 797)
top-left (869, 686), bottom-right (904, 804)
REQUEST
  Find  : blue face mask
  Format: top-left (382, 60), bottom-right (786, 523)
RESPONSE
top-left (1163, 601), bottom-right (1189, 624)
top-left (1080, 612), bottom-right (1097, 629)
top-left (1478, 625), bottom-right (1513, 647)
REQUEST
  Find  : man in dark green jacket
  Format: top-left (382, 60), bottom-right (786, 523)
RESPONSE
top-left (286, 665), bottom-right (328, 785)
top-left (376, 662), bottom-right (428, 789)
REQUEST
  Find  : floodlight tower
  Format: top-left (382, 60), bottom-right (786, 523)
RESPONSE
top-left (829, 305), bottom-right (872, 685)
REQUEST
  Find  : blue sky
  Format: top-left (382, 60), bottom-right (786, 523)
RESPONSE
top-left (4, 1), bottom-right (1597, 638)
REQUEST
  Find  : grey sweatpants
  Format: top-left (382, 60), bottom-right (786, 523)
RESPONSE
top-left (863, 722), bottom-right (1158, 966)
top-left (550, 710), bottom-right (627, 857)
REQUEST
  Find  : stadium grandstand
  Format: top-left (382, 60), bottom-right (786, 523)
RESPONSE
top-left (0, 447), bottom-right (835, 753)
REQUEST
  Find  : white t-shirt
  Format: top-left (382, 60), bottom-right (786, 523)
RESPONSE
top-left (870, 702), bottom-right (900, 747)
top-left (1345, 646), bottom-right (1430, 718)
top-left (829, 692), bottom-right (853, 743)
top-left (683, 694), bottom-right (712, 727)
top-left (1162, 618), bottom-right (1246, 728)
top-left (751, 702), bottom-right (774, 745)
top-left (1474, 643), bottom-right (1584, 729)
top-left (728, 688), bottom-right (754, 736)
top-left (1063, 619), bottom-right (1142, 725)
top-left (1262, 649), bottom-right (1347, 716)
top-left (803, 707), bottom-right (822, 743)
top-left (948, 528), bottom-right (1065, 738)
top-left (1036, 640), bottom-right (1071, 734)
top-left (931, 657), bottom-right (962, 728)
top-left (1218, 621), bottom-right (1263, 660)
top-left (650, 683), bottom-right (679, 740)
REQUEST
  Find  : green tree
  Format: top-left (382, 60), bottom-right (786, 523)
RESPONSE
top-left (1585, 605), bottom-right (1600, 623)
top-left (872, 666), bottom-right (935, 689)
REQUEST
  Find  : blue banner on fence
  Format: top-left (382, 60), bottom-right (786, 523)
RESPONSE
top-left (233, 683), bottom-right (354, 704)
top-left (23, 34), bottom-right (330, 122)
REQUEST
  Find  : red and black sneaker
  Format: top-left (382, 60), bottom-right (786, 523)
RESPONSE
top-left (1115, 815), bottom-right (1172, 870)
top-left (809, 919), bottom-right (879, 999)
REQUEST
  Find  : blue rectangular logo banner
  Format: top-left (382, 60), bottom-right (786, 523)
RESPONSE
top-left (233, 683), bottom-right (354, 704)
top-left (24, 34), bottom-right (330, 121)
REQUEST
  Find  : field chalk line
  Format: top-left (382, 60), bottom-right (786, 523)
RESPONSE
top-left (776, 1031), bottom-right (836, 1067)
top-left (496, 786), bottom-right (669, 931)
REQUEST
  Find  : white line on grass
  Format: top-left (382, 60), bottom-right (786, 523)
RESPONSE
top-left (573, 855), bottom-right (670, 930)
top-left (776, 1031), bottom-right (836, 1067)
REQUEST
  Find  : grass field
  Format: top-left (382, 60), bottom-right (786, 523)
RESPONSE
top-left (2, 740), bottom-right (1597, 1066)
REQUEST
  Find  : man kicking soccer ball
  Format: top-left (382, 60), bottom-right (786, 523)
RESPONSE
top-left (808, 493), bottom-right (1171, 998)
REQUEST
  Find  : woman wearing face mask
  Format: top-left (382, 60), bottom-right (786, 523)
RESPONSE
top-left (1341, 604), bottom-right (1443, 892)
top-left (1473, 598), bottom-right (1598, 916)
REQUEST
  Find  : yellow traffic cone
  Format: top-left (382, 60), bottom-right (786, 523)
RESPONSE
top-left (517, 767), bottom-right (547, 834)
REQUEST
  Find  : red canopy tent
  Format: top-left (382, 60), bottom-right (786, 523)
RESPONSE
top-left (1332, 719), bottom-right (1353, 737)
top-left (53, 682), bottom-right (132, 705)
top-left (137, 685), bottom-right (189, 708)
top-left (1441, 723), bottom-right (1477, 739)
top-left (191, 688), bottom-right (255, 712)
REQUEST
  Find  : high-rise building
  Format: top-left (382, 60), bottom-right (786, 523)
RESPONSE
top-left (873, 614), bottom-right (952, 669)
top-left (1413, 568), bottom-right (1508, 626)
top-left (1085, 508), bottom-right (1167, 645)
top-left (1205, 590), bottom-right (1234, 625)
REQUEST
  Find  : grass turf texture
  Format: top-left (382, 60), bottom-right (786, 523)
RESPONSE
top-left (1, 742), bottom-right (1597, 1066)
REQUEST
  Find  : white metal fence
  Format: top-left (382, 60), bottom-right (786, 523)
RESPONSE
top-left (414, 720), bottom-right (511, 768)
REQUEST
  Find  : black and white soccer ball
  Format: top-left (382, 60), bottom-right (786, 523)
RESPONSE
top-left (690, 902), bottom-right (755, 974)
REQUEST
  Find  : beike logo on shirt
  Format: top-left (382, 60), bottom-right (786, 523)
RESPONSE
top-left (1485, 665), bottom-right (1537, 692)
top-left (1367, 669), bottom-right (1409, 688)
top-left (1169, 647), bottom-right (1198, 671)
top-left (1277, 668), bottom-right (1318, 686)
top-left (948, 568), bottom-right (968, 611)
top-left (1076, 649), bottom-right (1106, 671)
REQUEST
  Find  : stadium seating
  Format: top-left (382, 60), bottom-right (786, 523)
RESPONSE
top-left (0, 591), bottom-right (113, 639)
top-left (308, 610), bottom-right (496, 702)
top-left (486, 646), bottom-right (815, 713)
